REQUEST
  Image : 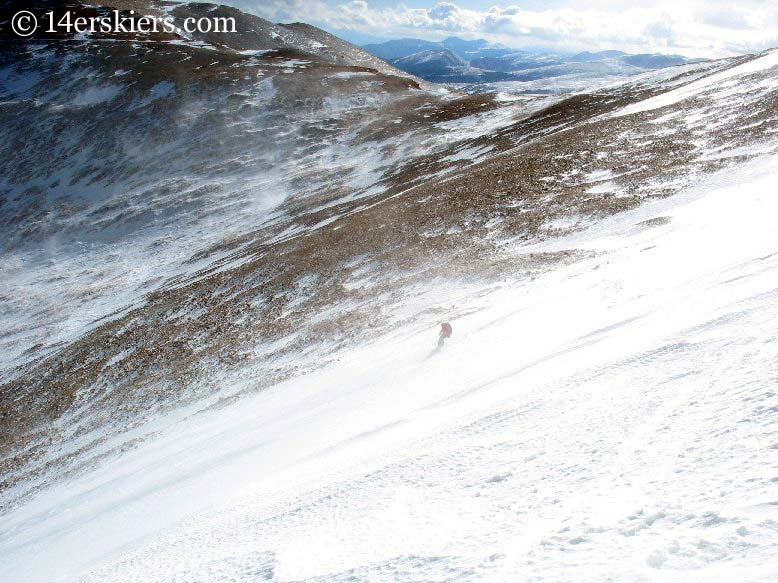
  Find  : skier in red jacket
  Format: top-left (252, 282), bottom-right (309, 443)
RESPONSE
top-left (438, 322), bottom-right (453, 347)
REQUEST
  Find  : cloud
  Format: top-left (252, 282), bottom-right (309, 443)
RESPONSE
top-left (428, 2), bottom-right (458, 21)
top-left (644, 14), bottom-right (676, 47)
top-left (699, 8), bottom-right (756, 30)
top-left (227, 0), bottom-right (778, 58)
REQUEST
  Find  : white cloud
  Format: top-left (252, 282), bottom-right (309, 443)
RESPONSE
top-left (227, 0), bottom-right (778, 58)
top-left (699, 7), bottom-right (757, 30)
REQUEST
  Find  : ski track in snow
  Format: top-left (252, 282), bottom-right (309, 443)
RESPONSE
top-left (2, 146), bottom-right (778, 581)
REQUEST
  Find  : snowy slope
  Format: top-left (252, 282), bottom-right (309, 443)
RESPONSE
top-left (2, 149), bottom-right (778, 582)
top-left (0, 3), bottom-right (505, 376)
top-left (612, 49), bottom-right (778, 118)
top-left (2, 3), bottom-right (778, 581)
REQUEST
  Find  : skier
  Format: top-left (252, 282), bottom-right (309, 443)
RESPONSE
top-left (438, 322), bottom-right (453, 348)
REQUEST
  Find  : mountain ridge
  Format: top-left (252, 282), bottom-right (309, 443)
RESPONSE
top-left (364, 36), bottom-right (701, 86)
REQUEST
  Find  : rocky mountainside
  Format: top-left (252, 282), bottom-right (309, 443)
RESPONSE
top-left (2, 0), bottom-right (776, 507)
top-left (392, 48), bottom-right (515, 83)
top-left (2, 1), bottom-right (778, 580)
top-left (0, 0), bottom-right (539, 502)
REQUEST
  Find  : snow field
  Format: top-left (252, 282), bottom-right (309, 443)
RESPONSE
top-left (2, 150), bottom-right (778, 581)
top-left (612, 49), bottom-right (778, 118)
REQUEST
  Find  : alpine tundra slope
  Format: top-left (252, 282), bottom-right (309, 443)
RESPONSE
top-left (4, 139), bottom-right (778, 583)
top-left (1, 1), bottom-right (778, 581)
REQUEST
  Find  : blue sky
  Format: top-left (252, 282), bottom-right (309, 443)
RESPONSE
top-left (224, 1), bottom-right (778, 58)
top-left (336, 0), bottom-right (570, 8)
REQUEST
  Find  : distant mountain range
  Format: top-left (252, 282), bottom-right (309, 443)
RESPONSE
top-left (363, 37), bottom-right (702, 85)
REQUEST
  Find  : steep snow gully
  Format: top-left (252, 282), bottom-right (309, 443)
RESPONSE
top-left (3, 151), bottom-right (778, 581)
